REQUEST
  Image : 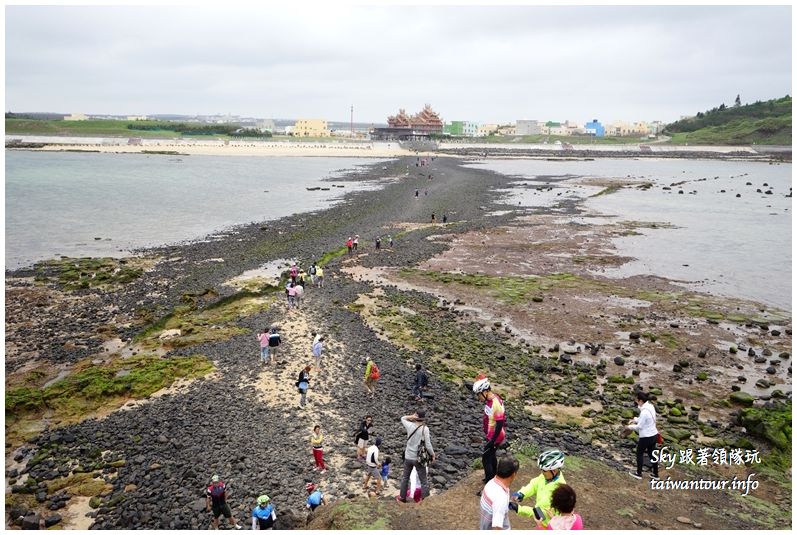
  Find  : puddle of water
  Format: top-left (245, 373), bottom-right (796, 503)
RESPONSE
top-left (224, 258), bottom-right (293, 289)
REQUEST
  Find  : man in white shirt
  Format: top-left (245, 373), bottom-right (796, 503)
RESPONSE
top-left (479, 454), bottom-right (520, 530)
top-left (626, 390), bottom-right (659, 480)
top-left (363, 437), bottom-right (383, 494)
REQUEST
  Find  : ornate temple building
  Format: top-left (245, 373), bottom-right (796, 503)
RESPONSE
top-left (372, 104), bottom-right (444, 140)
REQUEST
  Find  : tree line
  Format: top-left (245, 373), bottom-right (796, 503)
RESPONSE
top-left (665, 95), bottom-right (791, 134)
top-left (127, 122), bottom-right (272, 137)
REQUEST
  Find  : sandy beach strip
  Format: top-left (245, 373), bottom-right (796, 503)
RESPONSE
top-left (26, 140), bottom-right (422, 158)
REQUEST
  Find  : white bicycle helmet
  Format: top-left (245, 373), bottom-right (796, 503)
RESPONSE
top-left (473, 377), bottom-right (491, 394)
top-left (538, 449), bottom-right (565, 471)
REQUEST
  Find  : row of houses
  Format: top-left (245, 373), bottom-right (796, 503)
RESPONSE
top-left (444, 119), bottom-right (665, 138)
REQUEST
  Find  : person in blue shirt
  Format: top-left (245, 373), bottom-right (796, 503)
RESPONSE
top-left (380, 456), bottom-right (392, 485)
top-left (251, 495), bottom-right (276, 530)
top-left (305, 483), bottom-right (327, 511)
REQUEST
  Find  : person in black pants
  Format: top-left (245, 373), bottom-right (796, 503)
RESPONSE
top-left (626, 390), bottom-right (659, 480)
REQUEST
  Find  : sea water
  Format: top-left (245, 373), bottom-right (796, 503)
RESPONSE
top-left (469, 158), bottom-right (792, 311)
top-left (5, 151), bottom-right (389, 269)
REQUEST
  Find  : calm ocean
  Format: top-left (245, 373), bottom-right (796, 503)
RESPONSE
top-left (470, 158), bottom-right (792, 311)
top-left (5, 151), bottom-right (388, 269)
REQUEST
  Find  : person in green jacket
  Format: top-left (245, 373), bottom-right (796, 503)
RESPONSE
top-left (509, 449), bottom-right (566, 527)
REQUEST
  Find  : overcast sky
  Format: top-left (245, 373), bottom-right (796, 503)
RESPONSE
top-left (5, 4), bottom-right (792, 125)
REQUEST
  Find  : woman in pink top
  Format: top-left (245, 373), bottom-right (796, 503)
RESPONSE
top-left (257, 327), bottom-right (270, 364)
top-left (540, 484), bottom-right (583, 530)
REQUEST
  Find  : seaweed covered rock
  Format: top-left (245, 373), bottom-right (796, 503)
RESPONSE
top-left (737, 402), bottom-right (792, 451)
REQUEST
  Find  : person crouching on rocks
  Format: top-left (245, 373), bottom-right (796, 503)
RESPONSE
top-left (251, 495), bottom-right (276, 530)
top-left (296, 365), bottom-right (311, 409)
top-left (305, 482), bottom-right (327, 512)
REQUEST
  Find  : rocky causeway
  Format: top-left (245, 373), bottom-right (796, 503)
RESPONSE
top-left (4, 152), bottom-right (792, 529)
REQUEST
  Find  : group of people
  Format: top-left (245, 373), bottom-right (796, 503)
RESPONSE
top-left (205, 472), bottom-right (328, 530)
top-left (284, 261), bottom-right (325, 308)
top-left (245, 255), bottom-right (660, 530)
top-left (474, 376), bottom-right (584, 530)
top-left (347, 233), bottom-right (394, 254)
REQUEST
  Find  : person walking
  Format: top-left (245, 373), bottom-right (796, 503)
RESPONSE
top-left (315, 265), bottom-right (324, 288)
top-left (296, 365), bottom-right (311, 409)
top-left (375, 236), bottom-right (381, 250)
top-left (512, 449), bottom-right (567, 528)
top-left (362, 437), bottom-right (383, 494)
top-left (290, 263), bottom-right (299, 284)
top-left (442, 214), bottom-right (447, 224)
top-left (479, 455), bottom-right (520, 530)
top-left (346, 237), bottom-right (353, 255)
top-left (257, 327), bottom-right (270, 365)
top-left (380, 456), bottom-right (392, 487)
top-left (251, 495), bottom-right (276, 530)
top-left (396, 410), bottom-right (435, 503)
top-left (431, 213), bottom-right (435, 223)
top-left (206, 475), bottom-right (242, 530)
top-left (287, 282), bottom-right (298, 309)
top-left (626, 390), bottom-right (659, 480)
top-left (309, 262), bottom-right (317, 285)
top-left (364, 357), bottom-right (379, 398)
top-left (353, 234), bottom-right (359, 251)
top-left (298, 269), bottom-right (307, 287)
top-left (473, 375), bottom-right (507, 484)
top-left (354, 416), bottom-right (373, 460)
top-left (412, 364), bottom-right (428, 401)
top-left (312, 335), bottom-right (324, 371)
top-left (388, 235), bottom-right (394, 248)
top-left (310, 425), bottom-right (326, 473)
top-left (267, 327), bottom-right (281, 364)
top-left (294, 282), bottom-right (304, 309)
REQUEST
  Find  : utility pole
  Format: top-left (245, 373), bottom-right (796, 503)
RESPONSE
top-left (350, 105), bottom-right (354, 136)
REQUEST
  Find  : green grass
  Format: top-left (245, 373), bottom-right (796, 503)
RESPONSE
top-left (6, 118), bottom-right (184, 138)
top-left (5, 354), bottom-right (214, 426)
top-left (327, 501), bottom-right (391, 530)
top-left (317, 246), bottom-right (349, 267)
top-left (34, 257), bottom-right (147, 291)
top-left (134, 290), bottom-right (272, 349)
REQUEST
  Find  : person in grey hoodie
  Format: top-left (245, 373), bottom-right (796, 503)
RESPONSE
top-left (396, 411), bottom-right (435, 503)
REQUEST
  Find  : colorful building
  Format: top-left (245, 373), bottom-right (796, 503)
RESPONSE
top-left (584, 119), bottom-right (605, 137)
top-left (444, 121), bottom-right (478, 137)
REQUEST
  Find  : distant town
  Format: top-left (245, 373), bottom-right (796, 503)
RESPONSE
top-left (51, 104), bottom-right (664, 141)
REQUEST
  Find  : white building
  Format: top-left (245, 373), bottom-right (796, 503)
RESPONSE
top-left (516, 120), bottom-right (542, 135)
top-left (64, 113), bottom-right (88, 121)
top-left (257, 119), bottom-right (276, 132)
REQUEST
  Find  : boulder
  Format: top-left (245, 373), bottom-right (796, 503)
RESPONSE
top-left (614, 356), bottom-right (625, 366)
top-left (729, 392), bottom-right (755, 407)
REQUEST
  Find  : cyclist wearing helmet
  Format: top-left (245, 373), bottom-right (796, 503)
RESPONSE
top-left (510, 449), bottom-right (567, 528)
top-left (251, 495), bottom-right (277, 530)
top-left (473, 375), bottom-right (507, 484)
top-left (305, 482), bottom-right (327, 511)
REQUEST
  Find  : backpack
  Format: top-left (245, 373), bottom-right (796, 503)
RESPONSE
top-left (369, 363), bottom-right (381, 380)
top-left (414, 425), bottom-right (432, 466)
top-left (420, 372), bottom-right (428, 388)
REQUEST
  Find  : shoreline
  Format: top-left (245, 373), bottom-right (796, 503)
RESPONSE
top-left (5, 155), bottom-right (791, 529)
